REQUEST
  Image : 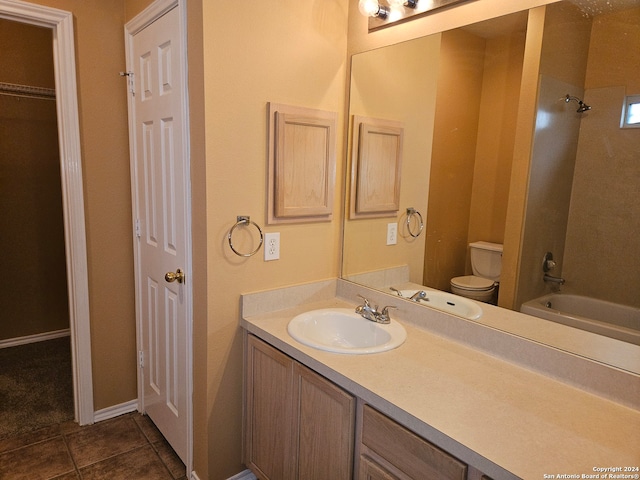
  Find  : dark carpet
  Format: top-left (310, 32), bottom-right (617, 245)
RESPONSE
top-left (0, 336), bottom-right (74, 439)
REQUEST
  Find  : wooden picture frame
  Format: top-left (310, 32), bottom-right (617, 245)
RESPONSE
top-left (350, 115), bottom-right (403, 219)
top-left (268, 103), bottom-right (337, 224)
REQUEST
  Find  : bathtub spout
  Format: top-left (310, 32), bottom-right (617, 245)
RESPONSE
top-left (543, 274), bottom-right (565, 285)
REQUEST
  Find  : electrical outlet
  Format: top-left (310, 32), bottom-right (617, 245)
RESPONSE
top-left (387, 223), bottom-right (398, 245)
top-left (264, 232), bottom-right (280, 261)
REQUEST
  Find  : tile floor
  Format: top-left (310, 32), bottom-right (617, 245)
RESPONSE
top-left (0, 412), bottom-right (186, 480)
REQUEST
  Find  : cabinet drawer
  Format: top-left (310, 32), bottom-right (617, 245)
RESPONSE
top-left (362, 405), bottom-right (467, 480)
top-left (360, 454), bottom-right (402, 480)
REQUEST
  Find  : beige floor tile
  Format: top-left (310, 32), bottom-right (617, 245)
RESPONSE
top-left (0, 424), bottom-right (61, 454)
top-left (78, 445), bottom-right (173, 480)
top-left (133, 413), bottom-right (165, 444)
top-left (65, 416), bottom-right (147, 468)
top-left (0, 413), bottom-right (184, 479)
top-left (154, 439), bottom-right (186, 479)
top-left (50, 472), bottom-right (80, 480)
top-left (0, 437), bottom-right (75, 480)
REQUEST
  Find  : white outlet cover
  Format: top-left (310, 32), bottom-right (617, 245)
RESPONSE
top-left (264, 232), bottom-right (280, 261)
top-left (387, 223), bottom-right (398, 245)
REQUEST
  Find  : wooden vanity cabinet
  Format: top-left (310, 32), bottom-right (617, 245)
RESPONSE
top-left (245, 334), bottom-right (494, 480)
top-left (244, 334), bottom-right (356, 480)
top-left (358, 405), bottom-right (468, 480)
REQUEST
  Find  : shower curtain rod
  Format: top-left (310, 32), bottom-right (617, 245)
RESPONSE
top-left (0, 82), bottom-right (56, 100)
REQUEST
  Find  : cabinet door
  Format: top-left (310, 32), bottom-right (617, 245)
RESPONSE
top-left (246, 335), bottom-right (356, 480)
top-left (295, 363), bottom-right (355, 480)
top-left (245, 335), bottom-right (296, 480)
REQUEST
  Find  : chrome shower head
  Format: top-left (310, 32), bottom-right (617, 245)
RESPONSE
top-left (565, 94), bottom-right (591, 113)
top-left (577, 102), bottom-right (591, 113)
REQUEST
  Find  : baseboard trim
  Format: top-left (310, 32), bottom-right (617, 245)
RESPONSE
top-left (0, 329), bottom-right (71, 349)
top-left (226, 469), bottom-right (257, 480)
top-left (93, 399), bottom-right (138, 423)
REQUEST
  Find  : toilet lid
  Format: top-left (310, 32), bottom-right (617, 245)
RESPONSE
top-left (451, 275), bottom-right (495, 291)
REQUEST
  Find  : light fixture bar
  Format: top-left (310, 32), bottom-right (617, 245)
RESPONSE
top-left (358, 0), bottom-right (389, 19)
top-left (365, 0), bottom-right (471, 32)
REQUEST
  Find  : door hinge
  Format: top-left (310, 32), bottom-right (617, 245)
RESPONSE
top-left (139, 350), bottom-right (144, 368)
top-left (120, 71), bottom-right (135, 96)
top-left (135, 218), bottom-right (141, 238)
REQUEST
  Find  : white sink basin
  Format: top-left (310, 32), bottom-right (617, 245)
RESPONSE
top-left (287, 308), bottom-right (407, 354)
top-left (392, 289), bottom-right (483, 320)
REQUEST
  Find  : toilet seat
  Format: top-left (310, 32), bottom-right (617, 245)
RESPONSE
top-left (450, 275), bottom-right (495, 291)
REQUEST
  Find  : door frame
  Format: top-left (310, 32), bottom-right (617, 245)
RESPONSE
top-left (125, 0), bottom-right (193, 472)
top-left (0, 0), bottom-right (94, 425)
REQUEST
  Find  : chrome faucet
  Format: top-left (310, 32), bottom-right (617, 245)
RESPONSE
top-left (389, 288), bottom-right (428, 302)
top-left (543, 274), bottom-right (565, 285)
top-left (542, 252), bottom-right (565, 287)
top-left (355, 295), bottom-right (395, 324)
top-left (409, 290), bottom-right (428, 302)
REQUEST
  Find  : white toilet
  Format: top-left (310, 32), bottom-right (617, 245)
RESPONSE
top-left (450, 241), bottom-right (503, 303)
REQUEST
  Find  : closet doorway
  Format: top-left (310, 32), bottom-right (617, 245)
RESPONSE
top-left (0, 0), bottom-right (93, 426)
top-left (0, 18), bottom-right (73, 437)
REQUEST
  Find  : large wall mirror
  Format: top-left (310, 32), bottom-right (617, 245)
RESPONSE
top-left (342, 0), bottom-right (639, 367)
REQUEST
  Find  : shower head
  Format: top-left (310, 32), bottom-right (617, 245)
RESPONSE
top-left (576, 103), bottom-right (591, 113)
top-left (565, 94), bottom-right (591, 113)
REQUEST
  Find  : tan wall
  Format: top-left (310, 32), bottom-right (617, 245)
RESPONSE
top-left (344, 34), bottom-right (439, 286)
top-left (425, 29), bottom-right (484, 291)
top-left (499, 7), bottom-right (547, 308)
top-left (538, 1), bottom-right (590, 87)
top-left (3, 0), bottom-right (576, 477)
top-left (469, 30), bottom-right (525, 247)
top-left (124, 0), bottom-right (152, 21)
top-left (424, 25), bottom-right (525, 292)
top-left (199, 1), bottom-right (349, 477)
top-left (0, 20), bottom-right (70, 340)
top-left (0, 19), bottom-right (54, 87)
top-left (19, 0), bottom-right (137, 410)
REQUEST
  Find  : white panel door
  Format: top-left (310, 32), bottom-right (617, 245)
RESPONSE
top-left (129, 5), bottom-right (189, 463)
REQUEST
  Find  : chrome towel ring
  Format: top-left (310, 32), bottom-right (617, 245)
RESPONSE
top-left (228, 216), bottom-right (264, 257)
top-left (406, 207), bottom-right (424, 238)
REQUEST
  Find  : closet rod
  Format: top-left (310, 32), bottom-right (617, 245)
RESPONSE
top-left (0, 82), bottom-right (55, 100)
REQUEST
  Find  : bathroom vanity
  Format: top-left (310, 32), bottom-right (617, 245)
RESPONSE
top-left (241, 280), bottom-right (640, 479)
top-left (245, 334), bottom-right (482, 480)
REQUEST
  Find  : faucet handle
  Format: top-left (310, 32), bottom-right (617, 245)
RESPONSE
top-left (543, 252), bottom-right (556, 272)
top-left (357, 294), bottom-right (371, 307)
top-left (378, 305), bottom-right (397, 323)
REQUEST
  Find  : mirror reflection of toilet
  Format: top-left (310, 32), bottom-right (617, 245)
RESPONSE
top-left (450, 241), bottom-right (503, 303)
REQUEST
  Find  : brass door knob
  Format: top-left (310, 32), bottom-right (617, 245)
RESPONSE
top-left (165, 268), bottom-right (185, 284)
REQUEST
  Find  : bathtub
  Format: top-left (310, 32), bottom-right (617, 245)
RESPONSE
top-left (520, 293), bottom-right (640, 345)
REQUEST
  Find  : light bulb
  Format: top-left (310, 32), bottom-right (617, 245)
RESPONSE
top-left (388, 0), bottom-right (406, 7)
top-left (358, 0), bottom-right (382, 17)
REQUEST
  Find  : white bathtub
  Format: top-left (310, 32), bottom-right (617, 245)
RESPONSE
top-left (521, 293), bottom-right (640, 345)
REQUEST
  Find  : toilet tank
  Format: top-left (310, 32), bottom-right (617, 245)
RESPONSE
top-left (469, 241), bottom-right (503, 282)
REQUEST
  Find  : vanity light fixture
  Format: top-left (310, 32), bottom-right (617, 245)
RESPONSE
top-left (363, 0), bottom-right (469, 32)
top-left (388, 0), bottom-right (418, 8)
top-left (358, 0), bottom-right (389, 19)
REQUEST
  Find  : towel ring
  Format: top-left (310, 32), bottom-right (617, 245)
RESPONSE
top-left (228, 216), bottom-right (264, 257)
top-left (406, 208), bottom-right (424, 238)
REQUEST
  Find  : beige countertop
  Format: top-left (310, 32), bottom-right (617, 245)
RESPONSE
top-left (241, 281), bottom-right (640, 480)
